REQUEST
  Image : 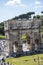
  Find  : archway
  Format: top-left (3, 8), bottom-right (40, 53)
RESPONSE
top-left (26, 33), bottom-right (31, 51)
top-left (35, 39), bottom-right (39, 50)
top-left (35, 39), bottom-right (39, 45)
top-left (13, 41), bottom-right (19, 53)
top-left (26, 36), bottom-right (30, 44)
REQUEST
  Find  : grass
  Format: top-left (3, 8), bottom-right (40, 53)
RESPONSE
top-left (6, 54), bottom-right (43, 65)
top-left (0, 34), bottom-right (5, 39)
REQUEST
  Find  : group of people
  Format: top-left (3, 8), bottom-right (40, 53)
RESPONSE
top-left (0, 58), bottom-right (14, 65)
top-left (0, 62), bottom-right (13, 65)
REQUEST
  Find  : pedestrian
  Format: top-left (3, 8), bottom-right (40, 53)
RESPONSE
top-left (7, 62), bottom-right (9, 65)
top-left (10, 63), bottom-right (12, 65)
top-left (2, 58), bottom-right (5, 62)
top-left (4, 62), bottom-right (6, 65)
top-left (34, 58), bottom-right (36, 62)
top-left (1, 62), bottom-right (3, 65)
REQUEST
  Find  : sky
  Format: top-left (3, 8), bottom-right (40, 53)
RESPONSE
top-left (0, 0), bottom-right (43, 22)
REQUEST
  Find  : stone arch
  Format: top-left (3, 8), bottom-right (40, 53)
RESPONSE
top-left (35, 38), bottom-right (39, 50)
top-left (26, 33), bottom-right (31, 44)
top-left (35, 39), bottom-right (39, 45)
top-left (26, 33), bottom-right (31, 50)
top-left (13, 41), bottom-right (19, 53)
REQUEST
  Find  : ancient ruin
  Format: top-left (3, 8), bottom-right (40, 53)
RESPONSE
top-left (4, 18), bottom-right (42, 56)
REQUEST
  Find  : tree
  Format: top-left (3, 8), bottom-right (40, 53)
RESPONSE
top-left (12, 16), bottom-right (18, 20)
top-left (0, 22), bottom-right (4, 35)
top-left (33, 16), bottom-right (36, 18)
top-left (36, 15), bottom-right (40, 19)
top-left (27, 12), bottom-right (35, 18)
top-left (12, 12), bottom-right (35, 20)
top-left (41, 11), bottom-right (43, 13)
top-left (27, 12), bottom-right (35, 15)
top-left (33, 15), bottom-right (40, 19)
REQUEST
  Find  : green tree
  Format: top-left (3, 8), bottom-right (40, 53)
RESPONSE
top-left (33, 15), bottom-right (40, 19)
top-left (36, 15), bottom-right (40, 19)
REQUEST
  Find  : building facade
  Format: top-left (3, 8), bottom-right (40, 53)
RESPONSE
top-left (4, 18), bottom-right (42, 56)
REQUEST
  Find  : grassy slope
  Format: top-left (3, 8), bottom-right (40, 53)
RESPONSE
top-left (6, 54), bottom-right (43, 65)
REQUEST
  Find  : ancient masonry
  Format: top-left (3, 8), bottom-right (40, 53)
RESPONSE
top-left (4, 18), bottom-right (42, 55)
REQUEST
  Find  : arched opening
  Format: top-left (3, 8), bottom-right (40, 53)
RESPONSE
top-left (26, 34), bottom-right (31, 51)
top-left (26, 36), bottom-right (30, 44)
top-left (13, 41), bottom-right (19, 53)
top-left (22, 33), bottom-right (31, 52)
top-left (35, 39), bottom-right (39, 50)
top-left (35, 39), bottom-right (39, 45)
